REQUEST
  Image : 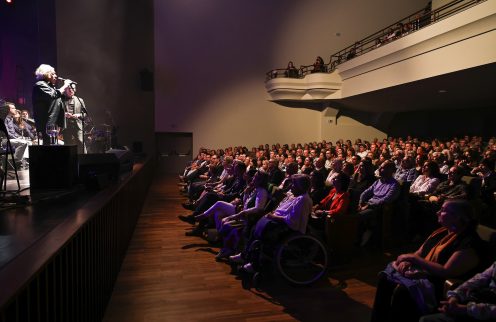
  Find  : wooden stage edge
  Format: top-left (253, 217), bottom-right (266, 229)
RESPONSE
top-left (0, 157), bottom-right (155, 322)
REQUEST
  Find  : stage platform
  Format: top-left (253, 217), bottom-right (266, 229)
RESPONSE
top-left (0, 158), bottom-right (155, 322)
top-left (0, 169), bottom-right (103, 270)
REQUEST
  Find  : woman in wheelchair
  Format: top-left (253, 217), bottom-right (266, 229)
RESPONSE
top-left (229, 174), bottom-right (313, 273)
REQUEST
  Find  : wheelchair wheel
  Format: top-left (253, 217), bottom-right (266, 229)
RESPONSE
top-left (275, 234), bottom-right (328, 286)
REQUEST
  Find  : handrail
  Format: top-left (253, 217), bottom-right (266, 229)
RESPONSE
top-left (265, 0), bottom-right (486, 82)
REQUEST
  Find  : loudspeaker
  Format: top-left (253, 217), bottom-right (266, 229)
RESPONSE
top-left (78, 153), bottom-right (120, 189)
top-left (106, 148), bottom-right (134, 173)
top-left (29, 145), bottom-right (78, 189)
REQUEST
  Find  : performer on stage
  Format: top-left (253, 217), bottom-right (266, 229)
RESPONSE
top-left (61, 84), bottom-right (87, 153)
top-left (32, 64), bottom-right (72, 145)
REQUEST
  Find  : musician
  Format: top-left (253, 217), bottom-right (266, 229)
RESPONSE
top-left (21, 110), bottom-right (36, 125)
top-left (3, 102), bottom-right (30, 168)
top-left (13, 109), bottom-right (36, 140)
top-left (61, 84), bottom-right (87, 153)
top-left (32, 64), bottom-right (72, 145)
top-left (20, 109), bottom-right (37, 138)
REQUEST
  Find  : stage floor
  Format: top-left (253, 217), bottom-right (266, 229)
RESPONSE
top-left (0, 169), bottom-right (94, 270)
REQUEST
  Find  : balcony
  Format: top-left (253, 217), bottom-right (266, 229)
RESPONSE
top-left (265, 0), bottom-right (496, 110)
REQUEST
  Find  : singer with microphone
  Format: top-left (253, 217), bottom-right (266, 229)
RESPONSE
top-left (32, 64), bottom-right (73, 145)
top-left (60, 83), bottom-right (87, 153)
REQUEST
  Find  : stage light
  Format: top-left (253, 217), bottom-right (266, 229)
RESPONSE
top-left (6, 0), bottom-right (13, 4)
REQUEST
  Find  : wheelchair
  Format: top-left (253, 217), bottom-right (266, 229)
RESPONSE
top-left (238, 231), bottom-right (329, 289)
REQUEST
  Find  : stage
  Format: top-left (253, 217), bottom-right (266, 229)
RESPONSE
top-left (0, 158), bottom-right (155, 322)
top-left (0, 169), bottom-right (95, 270)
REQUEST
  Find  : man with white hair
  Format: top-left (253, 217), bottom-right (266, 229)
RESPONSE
top-left (32, 64), bottom-right (72, 145)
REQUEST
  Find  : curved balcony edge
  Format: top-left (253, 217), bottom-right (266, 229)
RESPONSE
top-left (265, 71), bottom-right (342, 101)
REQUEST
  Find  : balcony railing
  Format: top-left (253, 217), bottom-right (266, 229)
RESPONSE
top-left (265, 0), bottom-right (487, 81)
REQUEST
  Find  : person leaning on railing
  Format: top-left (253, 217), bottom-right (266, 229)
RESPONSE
top-left (311, 56), bottom-right (326, 73)
top-left (284, 61), bottom-right (299, 78)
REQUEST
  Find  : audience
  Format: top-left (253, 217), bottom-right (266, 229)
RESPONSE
top-left (284, 61), bottom-right (299, 78)
top-left (176, 135), bottom-right (496, 320)
top-left (312, 56), bottom-right (326, 73)
top-left (420, 261), bottom-right (496, 322)
top-left (371, 200), bottom-right (485, 322)
top-left (310, 171), bottom-right (351, 230)
top-left (356, 160), bottom-right (400, 247)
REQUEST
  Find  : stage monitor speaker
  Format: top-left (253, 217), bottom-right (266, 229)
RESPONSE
top-left (29, 145), bottom-right (78, 189)
top-left (106, 148), bottom-right (134, 173)
top-left (78, 153), bottom-right (120, 189)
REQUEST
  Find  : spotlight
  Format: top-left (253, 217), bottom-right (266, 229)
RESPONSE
top-left (6, 0), bottom-right (13, 3)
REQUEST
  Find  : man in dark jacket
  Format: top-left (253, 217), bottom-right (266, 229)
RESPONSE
top-left (32, 64), bottom-right (72, 145)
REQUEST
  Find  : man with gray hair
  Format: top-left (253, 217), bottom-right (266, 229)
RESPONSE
top-left (32, 64), bottom-right (73, 145)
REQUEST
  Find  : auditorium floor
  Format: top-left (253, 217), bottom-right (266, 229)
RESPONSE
top-left (103, 174), bottom-right (398, 322)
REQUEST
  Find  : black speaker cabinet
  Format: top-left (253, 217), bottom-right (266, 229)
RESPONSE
top-left (78, 153), bottom-right (120, 189)
top-left (29, 145), bottom-right (78, 189)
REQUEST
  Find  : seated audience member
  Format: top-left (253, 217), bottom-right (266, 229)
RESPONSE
top-left (408, 161), bottom-right (443, 238)
top-left (342, 161), bottom-right (355, 178)
top-left (350, 154), bottom-right (362, 172)
top-left (259, 159), bottom-right (269, 172)
top-left (267, 158), bottom-right (284, 187)
top-left (371, 200), bottom-right (484, 322)
top-left (324, 150), bottom-right (334, 170)
top-left (309, 170), bottom-right (327, 205)
top-left (313, 157), bottom-right (328, 178)
top-left (424, 165), bottom-right (468, 203)
top-left (394, 156), bottom-right (417, 184)
top-left (229, 174), bottom-right (313, 270)
top-left (185, 156), bottom-right (234, 206)
top-left (420, 261), bottom-right (496, 322)
top-left (410, 161), bottom-right (442, 197)
top-left (186, 154), bottom-right (223, 201)
top-left (3, 102), bottom-right (30, 168)
top-left (356, 160), bottom-right (400, 247)
top-left (215, 172), bottom-right (270, 258)
top-left (284, 61), bottom-right (299, 78)
top-left (180, 152), bottom-right (210, 184)
top-left (274, 162), bottom-right (298, 193)
top-left (349, 159), bottom-right (376, 210)
top-left (179, 161), bottom-right (247, 225)
top-left (310, 172), bottom-right (350, 230)
top-left (325, 158), bottom-right (343, 187)
top-left (357, 144), bottom-right (369, 159)
top-left (415, 154), bottom-right (429, 173)
top-left (471, 158), bottom-right (496, 206)
top-left (433, 152), bottom-right (450, 175)
top-left (301, 157), bottom-right (314, 175)
top-left (312, 56), bottom-right (326, 73)
top-left (13, 109), bottom-right (35, 140)
top-left (21, 109), bottom-right (35, 125)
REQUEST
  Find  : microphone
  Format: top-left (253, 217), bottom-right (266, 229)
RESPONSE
top-left (58, 77), bottom-right (77, 85)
